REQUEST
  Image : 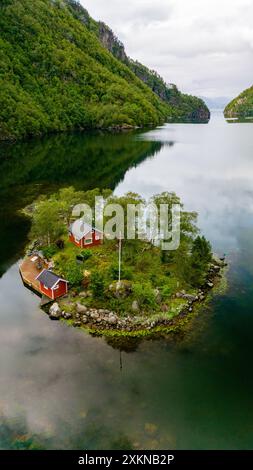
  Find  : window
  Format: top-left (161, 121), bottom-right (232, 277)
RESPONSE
top-left (95, 235), bottom-right (100, 241)
top-left (85, 238), bottom-right (92, 245)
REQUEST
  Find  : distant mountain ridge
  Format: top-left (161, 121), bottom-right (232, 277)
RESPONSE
top-left (201, 96), bottom-right (231, 110)
top-left (0, 0), bottom-right (210, 142)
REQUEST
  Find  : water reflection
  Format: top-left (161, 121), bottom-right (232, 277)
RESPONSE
top-left (2, 114), bottom-right (253, 449)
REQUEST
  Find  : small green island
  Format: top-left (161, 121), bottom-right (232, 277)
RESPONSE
top-left (20, 187), bottom-right (226, 337)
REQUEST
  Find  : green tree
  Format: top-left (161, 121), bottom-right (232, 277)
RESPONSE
top-left (64, 260), bottom-right (83, 286)
top-left (189, 236), bottom-right (212, 286)
top-left (30, 199), bottom-right (65, 246)
top-left (90, 271), bottom-right (105, 298)
top-left (132, 282), bottom-right (157, 309)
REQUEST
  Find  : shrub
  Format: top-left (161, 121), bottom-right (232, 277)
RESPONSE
top-left (42, 244), bottom-right (58, 259)
top-left (161, 285), bottom-right (172, 301)
top-left (109, 263), bottom-right (133, 280)
top-left (80, 249), bottom-right (93, 261)
top-left (90, 271), bottom-right (105, 298)
top-left (132, 282), bottom-right (157, 309)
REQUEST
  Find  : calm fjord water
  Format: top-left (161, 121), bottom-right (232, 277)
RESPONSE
top-left (1, 112), bottom-right (253, 449)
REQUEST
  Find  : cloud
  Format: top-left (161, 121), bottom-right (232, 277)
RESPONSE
top-left (81, 0), bottom-right (253, 98)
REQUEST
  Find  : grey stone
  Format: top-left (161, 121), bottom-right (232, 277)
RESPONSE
top-left (76, 303), bottom-right (88, 314)
top-left (49, 302), bottom-right (61, 320)
top-left (90, 312), bottom-right (99, 320)
top-left (132, 300), bottom-right (139, 312)
top-left (65, 312), bottom-right (72, 319)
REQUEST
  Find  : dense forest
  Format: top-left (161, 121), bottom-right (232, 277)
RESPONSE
top-left (224, 85), bottom-right (253, 118)
top-left (0, 0), bottom-right (209, 141)
top-left (67, 0), bottom-right (210, 122)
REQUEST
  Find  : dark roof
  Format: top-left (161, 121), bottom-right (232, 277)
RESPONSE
top-left (36, 269), bottom-right (66, 288)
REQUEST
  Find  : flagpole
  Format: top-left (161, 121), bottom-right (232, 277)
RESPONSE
top-left (119, 231), bottom-right (122, 284)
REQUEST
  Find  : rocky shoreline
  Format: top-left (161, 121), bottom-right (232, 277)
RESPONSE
top-left (45, 258), bottom-right (227, 337)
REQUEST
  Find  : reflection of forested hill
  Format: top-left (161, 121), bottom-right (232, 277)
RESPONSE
top-left (0, 131), bottom-right (164, 190)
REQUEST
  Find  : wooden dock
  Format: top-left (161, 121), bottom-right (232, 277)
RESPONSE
top-left (19, 255), bottom-right (48, 296)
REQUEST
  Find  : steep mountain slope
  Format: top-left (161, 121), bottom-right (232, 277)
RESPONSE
top-left (0, 0), bottom-right (209, 142)
top-left (224, 86), bottom-right (253, 118)
top-left (67, 0), bottom-right (210, 122)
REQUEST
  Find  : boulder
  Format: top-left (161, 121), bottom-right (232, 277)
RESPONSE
top-left (132, 300), bottom-right (139, 312)
top-left (82, 315), bottom-right (88, 324)
top-left (108, 315), bottom-right (117, 325)
top-left (49, 302), bottom-right (61, 320)
top-left (207, 281), bottom-right (214, 288)
top-left (109, 280), bottom-right (132, 299)
top-left (182, 294), bottom-right (197, 301)
top-left (79, 291), bottom-right (88, 298)
top-left (64, 312), bottom-right (72, 320)
top-left (90, 312), bottom-right (99, 320)
top-left (73, 321), bottom-right (82, 328)
top-left (76, 302), bottom-right (88, 314)
top-left (161, 304), bottom-right (169, 312)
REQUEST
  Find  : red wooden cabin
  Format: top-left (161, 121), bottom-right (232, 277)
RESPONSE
top-left (36, 269), bottom-right (68, 300)
top-left (69, 220), bottom-right (103, 249)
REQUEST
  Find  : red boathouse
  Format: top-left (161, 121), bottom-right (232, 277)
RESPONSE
top-left (36, 269), bottom-right (68, 300)
top-left (69, 220), bottom-right (103, 249)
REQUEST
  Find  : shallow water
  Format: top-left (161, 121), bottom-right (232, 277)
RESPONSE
top-left (1, 112), bottom-right (253, 449)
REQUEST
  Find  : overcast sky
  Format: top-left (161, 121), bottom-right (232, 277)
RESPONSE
top-left (81, 0), bottom-right (253, 100)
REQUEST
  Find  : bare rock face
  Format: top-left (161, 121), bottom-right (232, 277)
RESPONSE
top-left (98, 22), bottom-right (128, 63)
top-left (49, 302), bottom-right (61, 320)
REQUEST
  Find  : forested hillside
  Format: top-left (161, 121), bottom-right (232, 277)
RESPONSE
top-left (67, 0), bottom-right (210, 122)
top-left (0, 0), bottom-right (209, 142)
top-left (224, 86), bottom-right (253, 118)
